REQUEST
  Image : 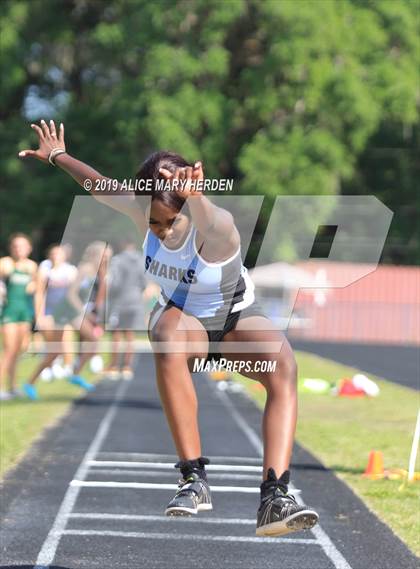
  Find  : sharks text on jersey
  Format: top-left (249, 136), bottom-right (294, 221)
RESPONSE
top-left (145, 255), bottom-right (198, 284)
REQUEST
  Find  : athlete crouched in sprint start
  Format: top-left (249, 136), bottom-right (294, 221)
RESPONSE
top-left (19, 119), bottom-right (319, 537)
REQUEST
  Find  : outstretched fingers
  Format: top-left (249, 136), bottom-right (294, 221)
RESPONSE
top-left (49, 119), bottom-right (57, 138)
top-left (58, 122), bottom-right (64, 143)
top-left (19, 119), bottom-right (66, 163)
top-left (30, 123), bottom-right (44, 139)
top-left (40, 119), bottom-right (50, 137)
top-left (18, 149), bottom-right (37, 158)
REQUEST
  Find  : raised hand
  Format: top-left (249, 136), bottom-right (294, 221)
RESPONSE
top-left (158, 161), bottom-right (204, 198)
top-left (18, 119), bottom-right (66, 164)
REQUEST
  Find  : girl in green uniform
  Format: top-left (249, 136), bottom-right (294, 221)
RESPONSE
top-left (0, 233), bottom-right (37, 399)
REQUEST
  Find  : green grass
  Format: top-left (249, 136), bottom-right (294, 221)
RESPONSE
top-left (0, 330), bottom-right (150, 478)
top-left (0, 354), bottom-right (103, 478)
top-left (233, 351), bottom-right (420, 556)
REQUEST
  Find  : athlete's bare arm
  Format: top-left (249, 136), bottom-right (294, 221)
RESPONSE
top-left (159, 164), bottom-right (240, 257)
top-left (0, 259), bottom-right (7, 304)
top-left (65, 263), bottom-right (90, 315)
top-left (18, 120), bottom-right (148, 235)
top-left (0, 257), bottom-right (12, 279)
top-left (34, 266), bottom-right (48, 322)
top-left (0, 258), bottom-right (6, 280)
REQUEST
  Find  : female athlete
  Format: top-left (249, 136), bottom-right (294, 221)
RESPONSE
top-left (18, 119), bottom-right (319, 537)
top-left (23, 241), bottom-right (109, 399)
top-left (0, 233), bottom-right (37, 399)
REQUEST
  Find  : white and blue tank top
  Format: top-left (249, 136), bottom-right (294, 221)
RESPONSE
top-left (39, 260), bottom-right (77, 315)
top-left (142, 224), bottom-right (255, 318)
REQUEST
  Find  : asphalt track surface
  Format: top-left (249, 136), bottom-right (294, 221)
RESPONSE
top-left (1, 352), bottom-right (418, 569)
top-left (290, 340), bottom-right (420, 390)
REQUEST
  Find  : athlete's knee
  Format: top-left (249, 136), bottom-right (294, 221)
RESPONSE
top-left (150, 321), bottom-right (190, 365)
top-left (259, 351), bottom-right (297, 392)
top-left (153, 351), bottom-right (190, 379)
top-left (150, 321), bottom-right (187, 345)
top-left (279, 350), bottom-right (297, 382)
top-left (45, 351), bottom-right (62, 363)
top-left (5, 346), bottom-right (20, 358)
top-left (1, 349), bottom-right (16, 361)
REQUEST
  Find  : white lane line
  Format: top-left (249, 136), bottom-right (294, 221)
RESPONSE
top-left (71, 480), bottom-right (259, 492)
top-left (70, 480), bottom-right (298, 494)
top-left (34, 380), bottom-right (130, 569)
top-left (96, 452), bottom-right (263, 464)
top-left (69, 513), bottom-right (258, 525)
top-left (62, 529), bottom-right (316, 544)
top-left (88, 460), bottom-right (263, 472)
top-left (71, 479), bottom-right (302, 495)
top-left (88, 469), bottom-right (263, 481)
top-left (210, 380), bottom-right (353, 569)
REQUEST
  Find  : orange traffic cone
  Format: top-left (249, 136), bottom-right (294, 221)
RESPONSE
top-left (338, 378), bottom-right (365, 397)
top-left (210, 370), bottom-right (229, 381)
top-left (363, 450), bottom-right (385, 479)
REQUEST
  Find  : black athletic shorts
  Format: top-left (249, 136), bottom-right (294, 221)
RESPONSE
top-left (148, 299), bottom-right (268, 363)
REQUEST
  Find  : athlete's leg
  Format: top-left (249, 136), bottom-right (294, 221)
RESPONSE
top-left (4, 322), bottom-right (31, 391)
top-left (27, 329), bottom-right (64, 385)
top-left (62, 325), bottom-right (74, 368)
top-left (20, 322), bottom-right (33, 354)
top-left (0, 323), bottom-right (22, 391)
top-left (2, 322), bottom-right (31, 390)
top-left (106, 330), bottom-right (121, 370)
top-left (221, 316), bottom-right (319, 537)
top-left (149, 305), bottom-right (209, 461)
top-left (122, 330), bottom-right (136, 369)
top-left (220, 316), bottom-right (297, 480)
top-left (73, 318), bottom-right (98, 375)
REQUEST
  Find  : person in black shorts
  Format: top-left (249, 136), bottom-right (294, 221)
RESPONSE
top-left (19, 119), bottom-right (319, 537)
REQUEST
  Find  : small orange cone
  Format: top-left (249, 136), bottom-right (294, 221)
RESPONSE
top-left (338, 378), bottom-right (365, 397)
top-left (363, 450), bottom-right (385, 479)
top-left (210, 370), bottom-right (229, 381)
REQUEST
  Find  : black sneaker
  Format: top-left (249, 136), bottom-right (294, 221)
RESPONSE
top-left (165, 457), bottom-right (213, 516)
top-left (256, 468), bottom-right (319, 537)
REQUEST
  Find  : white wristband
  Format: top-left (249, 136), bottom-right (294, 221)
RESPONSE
top-left (48, 148), bottom-right (66, 166)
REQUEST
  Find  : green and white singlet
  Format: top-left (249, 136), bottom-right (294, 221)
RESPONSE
top-left (0, 268), bottom-right (34, 324)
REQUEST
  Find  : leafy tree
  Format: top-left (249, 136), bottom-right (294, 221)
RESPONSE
top-left (0, 0), bottom-right (418, 263)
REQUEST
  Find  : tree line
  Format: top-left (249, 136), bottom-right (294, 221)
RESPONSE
top-left (1, 0), bottom-right (418, 264)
